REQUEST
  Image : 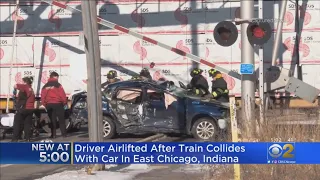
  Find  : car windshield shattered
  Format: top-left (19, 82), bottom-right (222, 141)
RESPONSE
top-left (102, 85), bottom-right (116, 100)
top-left (156, 81), bottom-right (189, 97)
top-left (102, 80), bottom-right (204, 98)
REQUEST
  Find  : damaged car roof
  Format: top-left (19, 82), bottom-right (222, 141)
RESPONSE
top-left (103, 79), bottom-right (187, 96)
top-left (102, 80), bottom-right (230, 108)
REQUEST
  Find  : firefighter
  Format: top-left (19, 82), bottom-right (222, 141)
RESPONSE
top-left (101, 70), bottom-right (120, 89)
top-left (187, 68), bottom-right (209, 96)
top-left (40, 72), bottom-right (68, 139)
top-left (208, 69), bottom-right (229, 102)
top-left (139, 68), bottom-right (152, 80)
top-left (11, 76), bottom-right (35, 142)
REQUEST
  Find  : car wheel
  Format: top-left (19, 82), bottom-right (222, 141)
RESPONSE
top-left (103, 116), bottom-right (116, 139)
top-left (191, 118), bottom-right (218, 140)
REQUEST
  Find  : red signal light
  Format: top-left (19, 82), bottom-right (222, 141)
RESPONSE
top-left (247, 20), bottom-right (271, 45)
top-left (252, 25), bottom-right (265, 39)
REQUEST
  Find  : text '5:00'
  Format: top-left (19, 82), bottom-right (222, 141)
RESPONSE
top-left (39, 152), bottom-right (70, 163)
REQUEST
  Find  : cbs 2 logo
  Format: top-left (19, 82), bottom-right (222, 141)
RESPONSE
top-left (269, 144), bottom-right (294, 158)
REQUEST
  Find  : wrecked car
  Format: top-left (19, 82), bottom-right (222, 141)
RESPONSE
top-left (70, 80), bottom-right (230, 140)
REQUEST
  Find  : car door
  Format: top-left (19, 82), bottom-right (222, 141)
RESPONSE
top-left (109, 87), bottom-right (144, 128)
top-left (141, 87), bottom-right (181, 130)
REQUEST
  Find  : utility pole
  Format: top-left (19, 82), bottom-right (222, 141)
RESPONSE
top-left (81, 0), bottom-right (104, 170)
top-left (240, 0), bottom-right (255, 137)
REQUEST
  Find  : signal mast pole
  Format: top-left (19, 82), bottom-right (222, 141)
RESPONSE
top-left (81, 0), bottom-right (104, 170)
top-left (240, 0), bottom-right (255, 136)
top-left (258, 0), bottom-right (265, 129)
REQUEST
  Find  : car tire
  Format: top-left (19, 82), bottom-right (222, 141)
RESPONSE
top-left (103, 116), bottom-right (116, 139)
top-left (191, 118), bottom-right (218, 141)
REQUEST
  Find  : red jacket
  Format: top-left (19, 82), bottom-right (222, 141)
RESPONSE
top-left (41, 78), bottom-right (67, 106)
top-left (16, 84), bottom-right (35, 109)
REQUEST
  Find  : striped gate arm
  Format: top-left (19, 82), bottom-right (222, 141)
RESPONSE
top-left (41, 0), bottom-right (241, 80)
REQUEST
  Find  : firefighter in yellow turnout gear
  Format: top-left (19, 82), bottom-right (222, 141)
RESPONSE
top-left (131, 68), bottom-right (153, 81)
top-left (101, 70), bottom-right (120, 89)
top-left (187, 68), bottom-right (209, 97)
top-left (208, 69), bottom-right (229, 102)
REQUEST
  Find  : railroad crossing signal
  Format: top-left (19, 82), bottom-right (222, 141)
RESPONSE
top-left (246, 20), bottom-right (272, 45)
top-left (213, 21), bottom-right (238, 47)
top-left (213, 19), bottom-right (272, 47)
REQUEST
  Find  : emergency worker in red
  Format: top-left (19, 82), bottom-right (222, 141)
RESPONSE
top-left (12, 76), bottom-right (35, 142)
top-left (40, 72), bottom-right (67, 138)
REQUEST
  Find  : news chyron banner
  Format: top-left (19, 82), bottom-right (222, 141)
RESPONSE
top-left (1, 142), bottom-right (320, 164)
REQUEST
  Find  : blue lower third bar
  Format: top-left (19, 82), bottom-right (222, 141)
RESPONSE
top-left (72, 142), bottom-right (320, 164)
top-left (1, 142), bottom-right (320, 164)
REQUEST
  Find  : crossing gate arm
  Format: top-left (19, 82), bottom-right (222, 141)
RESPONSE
top-left (42, 0), bottom-right (241, 80)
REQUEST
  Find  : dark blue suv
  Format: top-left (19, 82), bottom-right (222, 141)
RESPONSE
top-left (69, 80), bottom-right (230, 140)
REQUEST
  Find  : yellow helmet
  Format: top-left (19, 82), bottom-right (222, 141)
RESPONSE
top-left (208, 69), bottom-right (220, 77)
top-left (190, 68), bottom-right (203, 77)
top-left (106, 70), bottom-right (117, 79)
